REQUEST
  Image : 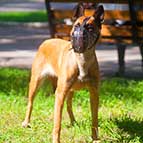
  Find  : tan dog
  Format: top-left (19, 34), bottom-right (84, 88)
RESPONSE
top-left (22, 3), bottom-right (104, 143)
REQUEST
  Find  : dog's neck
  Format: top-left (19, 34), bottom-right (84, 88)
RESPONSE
top-left (73, 47), bottom-right (96, 81)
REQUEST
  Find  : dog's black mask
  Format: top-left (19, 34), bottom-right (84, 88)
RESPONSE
top-left (71, 17), bottom-right (100, 53)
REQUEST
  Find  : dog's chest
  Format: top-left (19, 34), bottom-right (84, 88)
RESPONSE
top-left (75, 53), bottom-right (94, 82)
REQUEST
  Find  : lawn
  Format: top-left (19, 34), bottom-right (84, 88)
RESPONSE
top-left (0, 68), bottom-right (143, 143)
top-left (0, 11), bottom-right (47, 22)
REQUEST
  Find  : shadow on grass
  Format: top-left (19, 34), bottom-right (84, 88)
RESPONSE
top-left (0, 68), bottom-right (54, 97)
top-left (0, 68), bottom-right (30, 96)
top-left (115, 117), bottom-right (143, 142)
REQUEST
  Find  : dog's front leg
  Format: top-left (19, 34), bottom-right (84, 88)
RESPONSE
top-left (53, 80), bottom-right (71, 143)
top-left (89, 84), bottom-right (99, 142)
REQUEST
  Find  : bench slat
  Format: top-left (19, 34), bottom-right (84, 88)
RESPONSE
top-left (53, 10), bottom-right (73, 19)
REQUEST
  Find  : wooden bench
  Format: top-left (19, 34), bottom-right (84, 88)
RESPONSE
top-left (45, 0), bottom-right (143, 75)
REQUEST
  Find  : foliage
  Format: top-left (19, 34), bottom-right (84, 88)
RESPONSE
top-left (0, 68), bottom-right (143, 143)
top-left (0, 11), bottom-right (47, 22)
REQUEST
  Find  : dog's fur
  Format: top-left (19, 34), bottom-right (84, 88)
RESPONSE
top-left (22, 3), bottom-right (104, 143)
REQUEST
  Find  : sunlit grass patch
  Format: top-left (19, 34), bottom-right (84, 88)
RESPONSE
top-left (0, 11), bottom-right (47, 22)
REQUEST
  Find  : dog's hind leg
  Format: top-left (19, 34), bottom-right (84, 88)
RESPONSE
top-left (66, 90), bottom-right (76, 125)
top-left (22, 73), bottom-right (41, 127)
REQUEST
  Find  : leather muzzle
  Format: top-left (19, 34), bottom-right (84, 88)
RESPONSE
top-left (71, 17), bottom-right (100, 53)
top-left (71, 26), bottom-right (87, 53)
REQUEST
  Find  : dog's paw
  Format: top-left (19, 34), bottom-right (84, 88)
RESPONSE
top-left (22, 121), bottom-right (31, 128)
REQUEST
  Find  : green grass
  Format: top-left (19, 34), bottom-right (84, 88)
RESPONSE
top-left (0, 11), bottom-right (48, 22)
top-left (0, 67), bottom-right (143, 143)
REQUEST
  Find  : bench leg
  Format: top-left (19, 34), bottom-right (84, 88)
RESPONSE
top-left (139, 43), bottom-right (143, 69)
top-left (45, 0), bottom-right (55, 38)
top-left (117, 44), bottom-right (126, 75)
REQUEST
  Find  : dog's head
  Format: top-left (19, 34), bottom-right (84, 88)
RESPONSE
top-left (71, 3), bottom-right (104, 53)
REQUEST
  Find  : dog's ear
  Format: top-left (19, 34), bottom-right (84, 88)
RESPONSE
top-left (94, 5), bottom-right (104, 23)
top-left (73, 3), bottom-right (84, 21)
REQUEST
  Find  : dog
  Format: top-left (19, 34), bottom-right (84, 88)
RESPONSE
top-left (22, 3), bottom-right (104, 143)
